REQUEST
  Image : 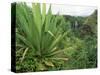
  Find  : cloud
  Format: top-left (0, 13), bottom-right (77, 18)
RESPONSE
top-left (51, 4), bottom-right (97, 16)
top-left (27, 3), bottom-right (97, 16)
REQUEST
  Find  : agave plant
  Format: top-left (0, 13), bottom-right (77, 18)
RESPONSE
top-left (16, 3), bottom-right (68, 72)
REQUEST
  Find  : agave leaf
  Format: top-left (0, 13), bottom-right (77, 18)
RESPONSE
top-left (17, 3), bottom-right (41, 51)
top-left (45, 44), bottom-right (70, 57)
top-left (42, 3), bottom-right (46, 25)
top-left (16, 33), bottom-right (31, 48)
top-left (48, 34), bottom-right (62, 50)
top-left (16, 4), bottom-right (30, 36)
top-left (49, 16), bottom-right (59, 33)
top-left (16, 43), bottom-right (26, 48)
top-left (44, 61), bottom-right (54, 67)
top-left (47, 30), bottom-right (55, 38)
top-left (47, 4), bottom-right (52, 15)
top-left (16, 47), bottom-right (24, 54)
top-left (49, 32), bottom-right (67, 50)
top-left (32, 3), bottom-right (42, 37)
top-left (45, 5), bottom-right (52, 32)
top-left (49, 30), bottom-right (68, 51)
top-left (36, 63), bottom-right (47, 71)
top-left (20, 48), bottom-right (29, 62)
top-left (49, 57), bottom-right (68, 61)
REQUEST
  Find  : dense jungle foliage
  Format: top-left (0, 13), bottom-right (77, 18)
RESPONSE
top-left (14, 3), bottom-right (97, 72)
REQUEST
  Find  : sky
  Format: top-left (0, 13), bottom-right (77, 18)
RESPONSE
top-left (27, 3), bottom-right (97, 16)
top-left (51, 4), bottom-right (97, 16)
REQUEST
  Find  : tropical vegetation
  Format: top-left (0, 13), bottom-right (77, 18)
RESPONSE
top-left (15, 3), bottom-right (97, 72)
